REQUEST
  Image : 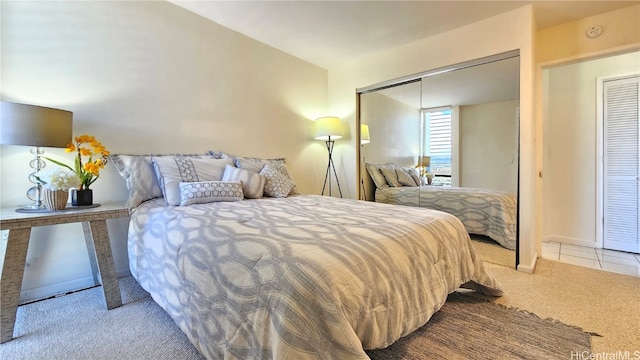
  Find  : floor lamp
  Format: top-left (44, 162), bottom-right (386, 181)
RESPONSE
top-left (315, 116), bottom-right (343, 197)
top-left (0, 102), bottom-right (73, 210)
top-left (360, 124), bottom-right (370, 200)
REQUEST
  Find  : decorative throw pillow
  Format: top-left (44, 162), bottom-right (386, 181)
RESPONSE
top-left (260, 164), bottom-right (296, 198)
top-left (109, 153), bottom-right (211, 208)
top-left (396, 168), bottom-right (418, 186)
top-left (403, 167), bottom-right (422, 186)
top-left (235, 157), bottom-right (286, 174)
top-left (152, 157), bottom-right (233, 206)
top-left (365, 163), bottom-right (389, 189)
top-left (380, 165), bottom-right (402, 187)
top-left (208, 150), bottom-right (236, 161)
top-left (179, 181), bottom-right (244, 206)
top-left (222, 164), bottom-right (266, 199)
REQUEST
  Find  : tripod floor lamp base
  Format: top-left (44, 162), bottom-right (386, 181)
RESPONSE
top-left (321, 140), bottom-right (342, 198)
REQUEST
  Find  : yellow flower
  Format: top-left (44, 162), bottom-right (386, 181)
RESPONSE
top-left (75, 135), bottom-right (95, 144)
top-left (44, 134), bottom-right (110, 190)
top-left (84, 162), bottom-right (100, 176)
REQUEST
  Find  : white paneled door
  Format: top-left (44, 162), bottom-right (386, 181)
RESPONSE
top-left (603, 75), bottom-right (640, 253)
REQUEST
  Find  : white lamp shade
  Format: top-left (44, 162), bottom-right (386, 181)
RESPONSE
top-left (0, 102), bottom-right (73, 147)
top-left (315, 116), bottom-right (342, 141)
top-left (360, 124), bottom-right (370, 145)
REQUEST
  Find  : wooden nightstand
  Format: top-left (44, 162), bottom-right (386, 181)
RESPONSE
top-left (0, 203), bottom-right (130, 343)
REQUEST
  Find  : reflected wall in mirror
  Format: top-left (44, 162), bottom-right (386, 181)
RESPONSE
top-left (358, 53), bottom-right (519, 268)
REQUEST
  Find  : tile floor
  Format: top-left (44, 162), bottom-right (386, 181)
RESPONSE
top-left (542, 241), bottom-right (640, 277)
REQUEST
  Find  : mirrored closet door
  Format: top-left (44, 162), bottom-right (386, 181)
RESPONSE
top-left (358, 52), bottom-right (520, 267)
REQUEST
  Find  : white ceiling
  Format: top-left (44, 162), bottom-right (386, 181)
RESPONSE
top-left (168, 0), bottom-right (637, 69)
top-left (380, 55), bottom-right (521, 108)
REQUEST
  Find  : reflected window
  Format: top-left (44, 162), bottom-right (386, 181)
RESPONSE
top-left (422, 107), bottom-right (452, 186)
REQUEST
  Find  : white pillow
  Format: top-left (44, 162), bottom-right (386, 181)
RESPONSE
top-left (222, 164), bottom-right (265, 199)
top-left (152, 157), bottom-right (233, 206)
top-left (260, 164), bottom-right (295, 198)
top-left (179, 181), bottom-right (244, 206)
top-left (109, 153), bottom-right (212, 208)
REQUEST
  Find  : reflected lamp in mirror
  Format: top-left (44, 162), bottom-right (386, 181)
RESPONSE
top-left (360, 124), bottom-right (370, 145)
top-left (0, 102), bottom-right (73, 210)
top-left (314, 116), bottom-right (343, 197)
top-left (415, 155), bottom-right (431, 177)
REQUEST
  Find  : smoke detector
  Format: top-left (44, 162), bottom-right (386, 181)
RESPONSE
top-left (586, 25), bottom-right (603, 39)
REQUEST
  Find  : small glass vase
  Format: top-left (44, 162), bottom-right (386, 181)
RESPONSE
top-left (42, 189), bottom-right (69, 211)
top-left (71, 189), bottom-right (93, 206)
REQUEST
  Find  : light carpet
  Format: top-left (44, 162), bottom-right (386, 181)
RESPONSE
top-left (1, 276), bottom-right (592, 360)
top-left (470, 234), bottom-right (515, 268)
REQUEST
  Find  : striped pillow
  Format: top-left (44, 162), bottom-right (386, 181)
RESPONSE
top-left (222, 164), bottom-right (266, 199)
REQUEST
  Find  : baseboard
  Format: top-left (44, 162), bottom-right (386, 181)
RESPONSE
top-left (517, 252), bottom-right (538, 273)
top-left (543, 234), bottom-right (598, 249)
top-left (19, 267), bottom-right (132, 304)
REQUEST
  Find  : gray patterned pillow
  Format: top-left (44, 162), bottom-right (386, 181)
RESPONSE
top-left (179, 181), bottom-right (244, 206)
top-left (152, 157), bottom-right (233, 206)
top-left (260, 164), bottom-right (295, 198)
top-left (396, 168), bottom-right (418, 186)
top-left (235, 157), bottom-right (286, 173)
top-left (365, 163), bottom-right (389, 189)
top-left (403, 167), bottom-right (422, 186)
top-left (109, 153), bottom-right (210, 208)
top-left (221, 164), bottom-right (265, 199)
top-left (380, 165), bottom-right (402, 187)
top-left (207, 150), bottom-right (236, 161)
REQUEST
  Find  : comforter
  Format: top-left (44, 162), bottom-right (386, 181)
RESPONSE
top-left (128, 195), bottom-right (502, 359)
top-left (376, 186), bottom-right (517, 250)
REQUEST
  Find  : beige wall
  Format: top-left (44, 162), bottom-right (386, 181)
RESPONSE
top-left (330, 6), bottom-right (537, 271)
top-left (536, 4), bottom-right (640, 64)
top-left (542, 51), bottom-right (640, 247)
top-left (0, 1), bottom-right (328, 301)
top-left (460, 100), bottom-right (519, 193)
top-left (360, 91), bottom-right (421, 166)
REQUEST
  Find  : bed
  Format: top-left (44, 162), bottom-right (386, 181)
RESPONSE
top-left (112, 153), bottom-right (503, 360)
top-left (366, 163), bottom-right (517, 250)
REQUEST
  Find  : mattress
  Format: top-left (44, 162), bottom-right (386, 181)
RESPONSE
top-left (375, 186), bottom-right (517, 250)
top-left (128, 195), bottom-right (502, 359)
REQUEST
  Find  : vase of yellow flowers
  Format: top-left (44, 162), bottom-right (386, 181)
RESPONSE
top-left (45, 134), bottom-right (110, 206)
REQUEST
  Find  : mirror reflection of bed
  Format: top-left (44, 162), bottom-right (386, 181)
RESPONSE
top-left (358, 53), bottom-right (519, 268)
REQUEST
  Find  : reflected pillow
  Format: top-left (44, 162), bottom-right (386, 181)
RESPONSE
top-left (396, 168), bottom-right (418, 187)
top-left (403, 167), bottom-right (422, 186)
top-left (379, 165), bottom-right (402, 187)
top-left (365, 163), bottom-right (389, 189)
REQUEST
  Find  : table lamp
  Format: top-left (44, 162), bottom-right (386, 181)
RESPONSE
top-left (0, 102), bottom-right (73, 210)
